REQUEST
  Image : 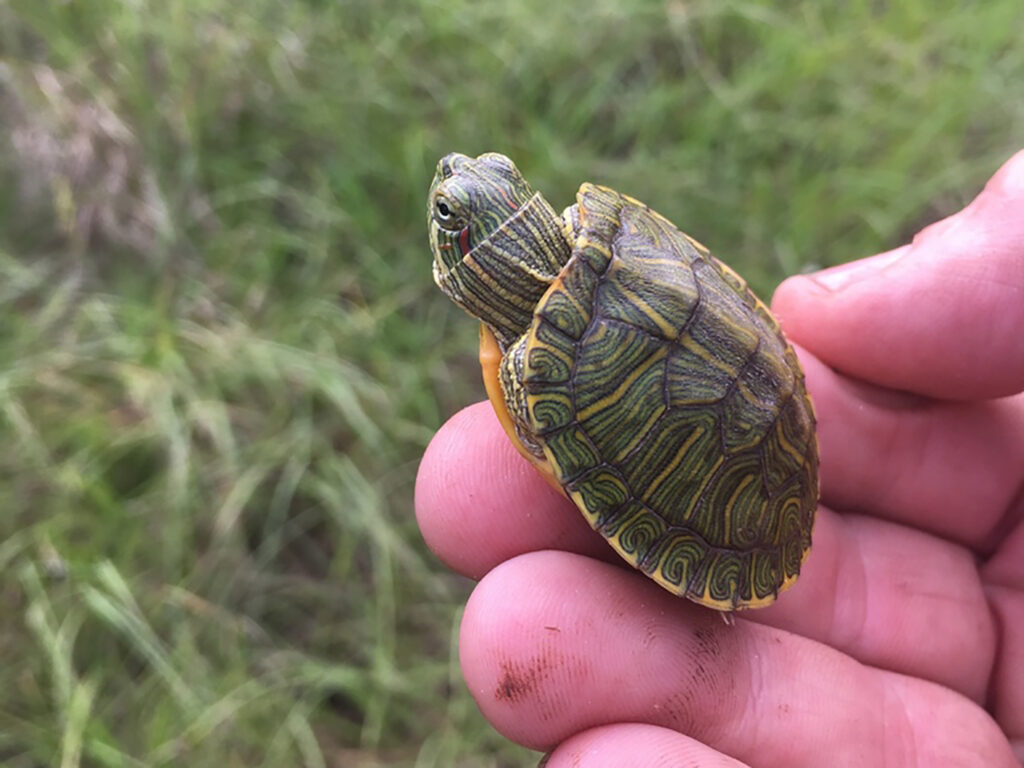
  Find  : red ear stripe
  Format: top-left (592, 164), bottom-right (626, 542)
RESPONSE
top-left (498, 187), bottom-right (519, 210)
top-left (459, 226), bottom-right (472, 256)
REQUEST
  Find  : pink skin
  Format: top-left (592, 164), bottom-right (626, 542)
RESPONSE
top-left (415, 150), bottom-right (1024, 767)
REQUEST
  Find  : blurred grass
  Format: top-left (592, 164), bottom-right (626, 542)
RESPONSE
top-left (0, 0), bottom-right (1021, 765)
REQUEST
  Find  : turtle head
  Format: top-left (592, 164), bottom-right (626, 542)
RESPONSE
top-left (428, 152), bottom-right (571, 347)
top-left (428, 153), bottom-right (535, 274)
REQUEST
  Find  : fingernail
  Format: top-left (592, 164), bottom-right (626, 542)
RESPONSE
top-left (808, 245), bottom-right (909, 292)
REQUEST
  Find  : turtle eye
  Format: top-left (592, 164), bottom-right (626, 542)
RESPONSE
top-left (433, 196), bottom-right (464, 231)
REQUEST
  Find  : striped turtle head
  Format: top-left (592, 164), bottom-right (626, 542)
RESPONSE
top-left (428, 153), bottom-right (535, 275)
top-left (428, 152), bottom-right (572, 348)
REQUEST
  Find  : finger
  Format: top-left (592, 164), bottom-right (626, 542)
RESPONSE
top-left (798, 348), bottom-right (1024, 548)
top-left (419, 403), bottom-right (997, 697)
top-left (461, 551), bottom-right (1016, 766)
top-left (986, 585), bottom-right (1024, 747)
top-left (983, 519), bottom-right (1024, 742)
top-left (772, 149), bottom-right (1024, 401)
top-left (761, 506), bottom-right (994, 701)
top-left (542, 723), bottom-right (749, 768)
top-left (415, 401), bottom-right (610, 579)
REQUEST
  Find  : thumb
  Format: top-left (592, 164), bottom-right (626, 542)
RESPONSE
top-left (772, 149), bottom-right (1024, 401)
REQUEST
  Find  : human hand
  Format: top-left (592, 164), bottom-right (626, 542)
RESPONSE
top-left (415, 151), bottom-right (1024, 767)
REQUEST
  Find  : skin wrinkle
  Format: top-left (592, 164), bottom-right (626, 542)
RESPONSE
top-left (832, 513), bottom-right (870, 653)
top-left (921, 400), bottom-right (1017, 550)
top-left (985, 588), bottom-right (1008, 730)
top-left (982, 436), bottom-right (1024, 564)
top-left (942, 267), bottom-right (1024, 297)
top-left (955, 401), bottom-right (1021, 548)
top-left (855, 515), bottom-right (993, 703)
top-left (545, 724), bottom-right (752, 768)
top-left (985, 585), bottom-right (1024, 738)
top-left (659, 618), bottom-right (750, 747)
top-left (983, 400), bottom-right (1024, 543)
top-left (983, 480), bottom-right (1024, 583)
top-left (733, 621), bottom-right (766, 759)
top-left (887, 407), bottom-right (934, 521)
top-left (958, 574), bottom-right (996, 704)
top-left (881, 677), bottom-right (918, 768)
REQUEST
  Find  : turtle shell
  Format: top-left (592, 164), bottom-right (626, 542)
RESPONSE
top-left (513, 183), bottom-right (818, 610)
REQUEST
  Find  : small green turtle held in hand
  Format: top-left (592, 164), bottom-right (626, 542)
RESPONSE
top-left (428, 152), bottom-right (819, 611)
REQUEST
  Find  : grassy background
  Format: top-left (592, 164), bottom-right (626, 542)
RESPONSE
top-left (0, 1), bottom-right (1021, 765)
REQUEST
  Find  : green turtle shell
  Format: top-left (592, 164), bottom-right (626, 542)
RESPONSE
top-left (522, 183), bottom-right (818, 610)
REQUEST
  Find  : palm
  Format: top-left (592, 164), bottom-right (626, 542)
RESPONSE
top-left (416, 152), bottom-right (1024, 767)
